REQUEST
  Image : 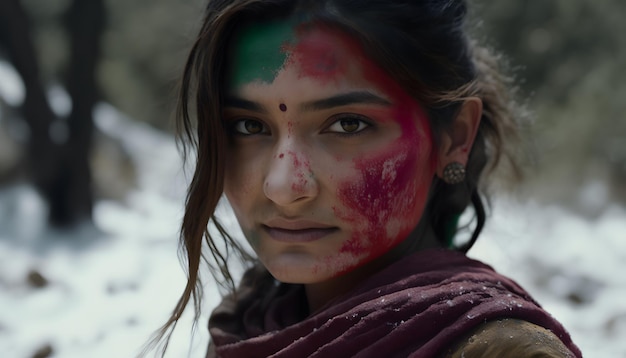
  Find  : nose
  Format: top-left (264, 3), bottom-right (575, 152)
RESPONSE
top-left (264, 150), bottom-right (318, 206)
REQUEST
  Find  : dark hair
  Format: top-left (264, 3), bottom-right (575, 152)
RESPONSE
top-left (144, 0), bottom-right (522, 355)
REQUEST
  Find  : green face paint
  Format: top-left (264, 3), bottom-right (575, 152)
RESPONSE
top-left (228, 19), bottom-right (298, 89)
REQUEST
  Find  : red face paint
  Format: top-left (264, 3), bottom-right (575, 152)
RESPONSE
top-left (224, 22), bottom-right (438, 289)
top-left (288, 121), bottom-right (294, 137)
top-left (336, 133), bottom-right (431, 256)
top-left (293, 26), bottom-right (436, 272)
top-left (287, 150), bottom-right (312, 194)
top-left (287, 26), bottom-right (349, 84)
top-left (342, 90), bottom-right (433, 267)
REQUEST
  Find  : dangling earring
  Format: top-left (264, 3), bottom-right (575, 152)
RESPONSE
top-left (442, 162), bottom-right (465, 185)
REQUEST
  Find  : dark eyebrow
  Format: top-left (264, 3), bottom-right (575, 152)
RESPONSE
top-left (301, 91), bottom-right (391, 111)
top-left (223, 97), bottom-right (267, 113)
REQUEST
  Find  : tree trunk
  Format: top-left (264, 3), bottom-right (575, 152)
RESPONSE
top-left (0, 0), bottom-right (105, 227)
top-left (53, 0), bottom-right (106, 226)
top-left (0, 0), bottom-right (61, 215)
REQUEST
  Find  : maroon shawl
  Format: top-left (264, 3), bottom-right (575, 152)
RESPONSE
top-left (208, 249), bottom-right (581, 357)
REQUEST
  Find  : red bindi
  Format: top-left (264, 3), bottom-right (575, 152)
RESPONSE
top-left (279, 103), bottom-right (287, 112)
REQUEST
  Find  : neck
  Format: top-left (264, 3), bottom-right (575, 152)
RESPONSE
top-left (305, 219), bottom-right (442, 313)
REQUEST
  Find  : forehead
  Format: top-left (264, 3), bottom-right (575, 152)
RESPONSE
top-left (228, 19), bottom-right (297, 88)
top-left (227, 18), bottom-right (370, 89)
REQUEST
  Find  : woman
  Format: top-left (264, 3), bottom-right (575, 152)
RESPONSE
top-left (148, 0), bottom-right (582, 357)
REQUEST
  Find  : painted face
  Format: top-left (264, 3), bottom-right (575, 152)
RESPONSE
top-left (223, 20), bottom-right (438, 284)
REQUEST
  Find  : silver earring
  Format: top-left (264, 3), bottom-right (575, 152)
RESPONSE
top-left (442, 162), bottom-right (465, 184)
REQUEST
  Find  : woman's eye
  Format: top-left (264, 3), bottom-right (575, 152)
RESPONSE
top-left (233, 119), bottom-right (267, 135)
top-left (327, 116), bottom-right (370, 134)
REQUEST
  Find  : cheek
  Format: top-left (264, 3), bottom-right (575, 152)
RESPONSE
top-left (332, 48), bottom-right (438, 258)
top-left (335, 117), bottom-right (435, 258)
top-left (224, 151), bottom-right (261, 211)
top-left (224, 164), bottom-right (245, 199)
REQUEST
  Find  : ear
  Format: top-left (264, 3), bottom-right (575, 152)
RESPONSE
top-left (436, 97), bottom-right (482, 177)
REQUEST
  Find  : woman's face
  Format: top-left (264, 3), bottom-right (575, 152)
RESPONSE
top-left (223, 20), bottom-right (439, 284)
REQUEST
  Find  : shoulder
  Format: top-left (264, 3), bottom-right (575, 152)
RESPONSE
top-left (441, 319), bottom-right (576, 358)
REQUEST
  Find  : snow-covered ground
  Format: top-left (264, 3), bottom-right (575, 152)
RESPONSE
top-left (1, 61), bottom-right (625, 357)
top-left (470, 200), bottom-right (626, 357)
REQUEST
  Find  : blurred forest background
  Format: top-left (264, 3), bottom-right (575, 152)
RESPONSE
top-left (0, 0), bottom-right (624, 228)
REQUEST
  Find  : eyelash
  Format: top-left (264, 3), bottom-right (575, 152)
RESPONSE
top-left (230, 118), bottom-right (269, 136)
top-left (324, 114), bottom-right (372, 136)
top-left (227, 114), bottom-right (373, 137)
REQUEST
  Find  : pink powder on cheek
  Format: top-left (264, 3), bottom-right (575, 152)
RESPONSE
top-left (335, 114), bottom-right (434, 263)
top-left (336, 139), bottom-right (429, 256)
top-left (334, 52), bottom-right (435, 262)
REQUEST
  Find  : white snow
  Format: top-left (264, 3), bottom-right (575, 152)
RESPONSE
top-left (469, 199), bottom-right (626, 357)
top-left (0, 60), bottom-right (25, 107)
top-left (1, 65), bottom-right (624, 358)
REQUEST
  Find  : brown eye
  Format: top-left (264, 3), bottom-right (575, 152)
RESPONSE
top-left (234, 119), bottom-right (266, 135)
top-left (340, 119), bottom-right (360, 132)
top-left (327, 115), bottom-right (370, 134)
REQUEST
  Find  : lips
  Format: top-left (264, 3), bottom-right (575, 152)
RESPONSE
top-left (262, 218), bottom-right (338, 243)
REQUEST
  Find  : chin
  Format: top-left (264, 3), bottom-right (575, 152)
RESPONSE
top-left (263, 252), bottom-right (364, 284)
top-left (264, 257), bottom-right (330, 284)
